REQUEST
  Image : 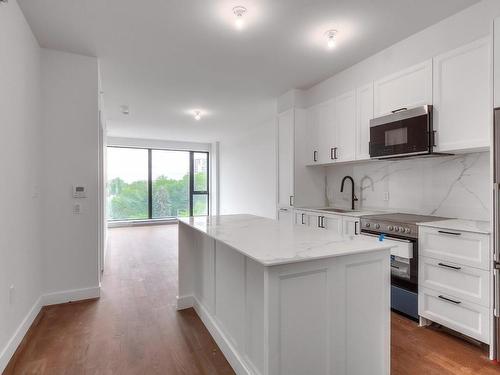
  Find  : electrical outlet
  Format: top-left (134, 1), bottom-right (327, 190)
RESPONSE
top-left (9, 284), bottom-right (14, 305)
top-left (73, 203), bottom-right (81, 214)
top-left (383, 191), bottom-right (390, 201)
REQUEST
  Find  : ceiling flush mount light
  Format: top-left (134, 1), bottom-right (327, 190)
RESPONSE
top-left (120, 105), bottom-right (129, 115)
top-left (233, 6), bottom-right (247, 30)
top-left (194, 111), bottom-right (202, 121)
top-left (325, 29), bottom-right (338, 50)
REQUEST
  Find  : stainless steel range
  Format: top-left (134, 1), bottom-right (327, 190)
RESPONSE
top-left (360, 213), bottom-right (447, 319)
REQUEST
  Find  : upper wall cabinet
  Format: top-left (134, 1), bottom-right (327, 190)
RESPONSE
top-left (335, 90), bottom-right (356, 162)
top-left (356, 83), bottom-right (374, 161)
top-left (277, 109), bottom-right (295, 207)
top-left (433, 37), bottom-right (491, 152)
top-left (494, 18), bottom-right (500, 108)
top-left (374, 60), bottom-right (432, 117)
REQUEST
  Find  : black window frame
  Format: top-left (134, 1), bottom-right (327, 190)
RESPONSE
top-left (107, 146), bottom-right (209, 221)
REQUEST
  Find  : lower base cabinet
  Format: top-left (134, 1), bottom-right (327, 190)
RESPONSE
top-left (419, 286), bottom-right (490, 344)
top-left (293, 209), bottom-right (360, 236)
top-left (418, 225), bottom-right (491, 345)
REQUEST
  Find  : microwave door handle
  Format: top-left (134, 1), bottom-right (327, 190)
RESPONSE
top-left (391, 107), bottom-right (408, 114)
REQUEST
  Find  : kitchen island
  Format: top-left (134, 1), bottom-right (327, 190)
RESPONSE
top-left (177, 214), bottom-right (392, 375)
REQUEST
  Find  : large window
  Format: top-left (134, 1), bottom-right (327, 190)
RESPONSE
top-left (107, 147), bottom-right (209, 221)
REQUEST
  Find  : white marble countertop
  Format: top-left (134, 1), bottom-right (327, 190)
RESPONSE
top-left (294, 206), bottom-right (387, 218)
top-left (178, 214), bottom-right (393, 266)
top-left (416, 219), bottom-right (491, 234)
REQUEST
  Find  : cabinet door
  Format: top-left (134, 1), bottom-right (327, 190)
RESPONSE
top-left (433, 38), bottom-right (491, 152)
top-left (277, 110), bottom-right (294, 207)
top-left (342, 216), bottom-right (360, 236)
top-left (322, 214), bottom-right (342, 234)
top-left (317, 99), bottom-right (337, 164)
top-left (356, 83), bottom-right (374, 160)
top-left (374, 60), bottom-right (432, 117)
top-left (278, 207), bottom-right (292, 223)
top-left (495, 18), bottom-right (500, 108)
top-left (306, 105), bottom-right (320, 165)
top-left (294, 210), bottom-right (309, 226)
top-left (335, 90), bottom-right (356, 162)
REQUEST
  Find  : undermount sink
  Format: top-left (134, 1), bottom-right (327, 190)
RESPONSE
top-left (319, 208), bottom-right (360, 213)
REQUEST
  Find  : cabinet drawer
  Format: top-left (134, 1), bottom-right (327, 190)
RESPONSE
top-left (419, 287), bottom-right (490, 344)
top-left (419, 227), bottom-right (490, 270)
top-left (419, 257), bottom-right (490, 307)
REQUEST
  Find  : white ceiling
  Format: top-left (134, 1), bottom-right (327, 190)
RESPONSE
top-left (19, 0), bottom-right (480, 142)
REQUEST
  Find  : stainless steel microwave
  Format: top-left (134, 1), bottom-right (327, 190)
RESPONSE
top-left (369, 105), bottom-right (434, 159)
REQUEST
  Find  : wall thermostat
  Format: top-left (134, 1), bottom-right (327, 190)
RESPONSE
top-left (73, 185), bottom-right (87, 198)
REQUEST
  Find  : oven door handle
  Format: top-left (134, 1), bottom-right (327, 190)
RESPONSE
top-left (360, 232), bottom-right (412, 243)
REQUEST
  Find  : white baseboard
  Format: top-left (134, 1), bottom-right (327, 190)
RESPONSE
top-left (0, 286), bottom-right (101, 373)
top-left (42, 286), bottom-right (100, 306)
top-left (0, 297), bottom-right (42, 373)
top-left (191, 296), bottom-right (255, 375)
top-left (176, 294), bottom-right (194, 310)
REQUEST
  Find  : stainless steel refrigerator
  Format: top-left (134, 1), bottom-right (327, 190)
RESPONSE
top-left (494, 108), bottom-right (500, 359)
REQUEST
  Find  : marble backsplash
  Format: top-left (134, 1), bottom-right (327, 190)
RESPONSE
top-left (325, 152), bottom-right (491, 221)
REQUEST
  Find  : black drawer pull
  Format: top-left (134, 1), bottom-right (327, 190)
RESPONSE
top-left (313, 150), bottom-right (318, 162)
top-left (438, 295), bottom-right (461, 304)
top-left (438, 230), bottom-right (461, 236)
top-left (438, 262), bottom-right (461, 270)
top-left (301, 213), bottom-right (305, 225)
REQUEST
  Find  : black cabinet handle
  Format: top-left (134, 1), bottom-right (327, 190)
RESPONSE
top-left (438, 295), bottom-right (461, 304)
top-left (318, 216), bottom-right (321, 228)
top-left (438, 262), bottom-right (461, 270)
top-left (333, 147), bottom-right (338, 160)
top-left (330, 148), bottom-right (334, 160)
top-left (438, 230), bottom-right (461, 236)
top-left (301, 213), bottom-right (305, 225)
top-left (354, 221), bottom-right (359, 235)
top-left (313, 151), bottom-right (318, 162)
top-left (391, 107), bottom-right (408, 113)
top-left (321, 216), bottom-right (325, 228)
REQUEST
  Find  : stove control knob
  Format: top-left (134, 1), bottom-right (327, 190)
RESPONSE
top-left (399, 227), bottom-right (405, 232)
top-left (365, 223), bottom-right (370, 228)
top-left (375, 224), bottom-right (380, 229)
top-left (388, 225), bottom-right (394, 231)
top-left (394, 227), bottom-right (399, 232)
top-left (405, 228), bottom-right (411, 234)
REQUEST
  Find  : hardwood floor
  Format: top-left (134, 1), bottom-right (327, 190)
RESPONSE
top-left (4, 224), bottom-right (500, 374)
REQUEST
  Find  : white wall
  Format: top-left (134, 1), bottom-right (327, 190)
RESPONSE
top-left (0, 0), bottom-right (43, 370)
top-left (40, 49), bottom-right (100, 297)
top-left (305, 0), bottom-right (500, 106)
top-left (219, 121), bottom-right (277, 219)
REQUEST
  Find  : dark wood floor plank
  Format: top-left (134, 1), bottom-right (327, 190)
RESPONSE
top-left (4, 224), bottom-right (500, 374)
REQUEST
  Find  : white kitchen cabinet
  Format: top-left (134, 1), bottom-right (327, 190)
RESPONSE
top-left (494, 18), bottom-right (500, 108)
top-left (419, 226), bottom-right (490, 271)
top-left (374, 59), bottom-right (432, 117)
top-left (342, 216), bottom-right (360, 236)
top-left (419, 286), bottom-right (490, 344)
top-left (278, 207), bottom-right (293, 223)
top-left (294, 210), bottom-right (309, 226)
top-left (420, 256), bottom-right (490, 307)
top-left (317, 99), bottom-right (337, 164)
top-left (433, 37), bottom-right (491, 152)
top-left (306, 105), bottom-right (320, 164)
top-left (335, 90), bottom-right (357, 162)
top-left (418, 224), bottom-right (491, 344)
top-left (277, 110), bottom-right (295, 207)
top-left (356, 83), bottom-right (374, 160)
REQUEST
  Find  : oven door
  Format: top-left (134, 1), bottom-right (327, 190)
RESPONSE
top-left (369, 105), bottom-right (432, 159)
top-left (360, 232), bottom-right (413, 258)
